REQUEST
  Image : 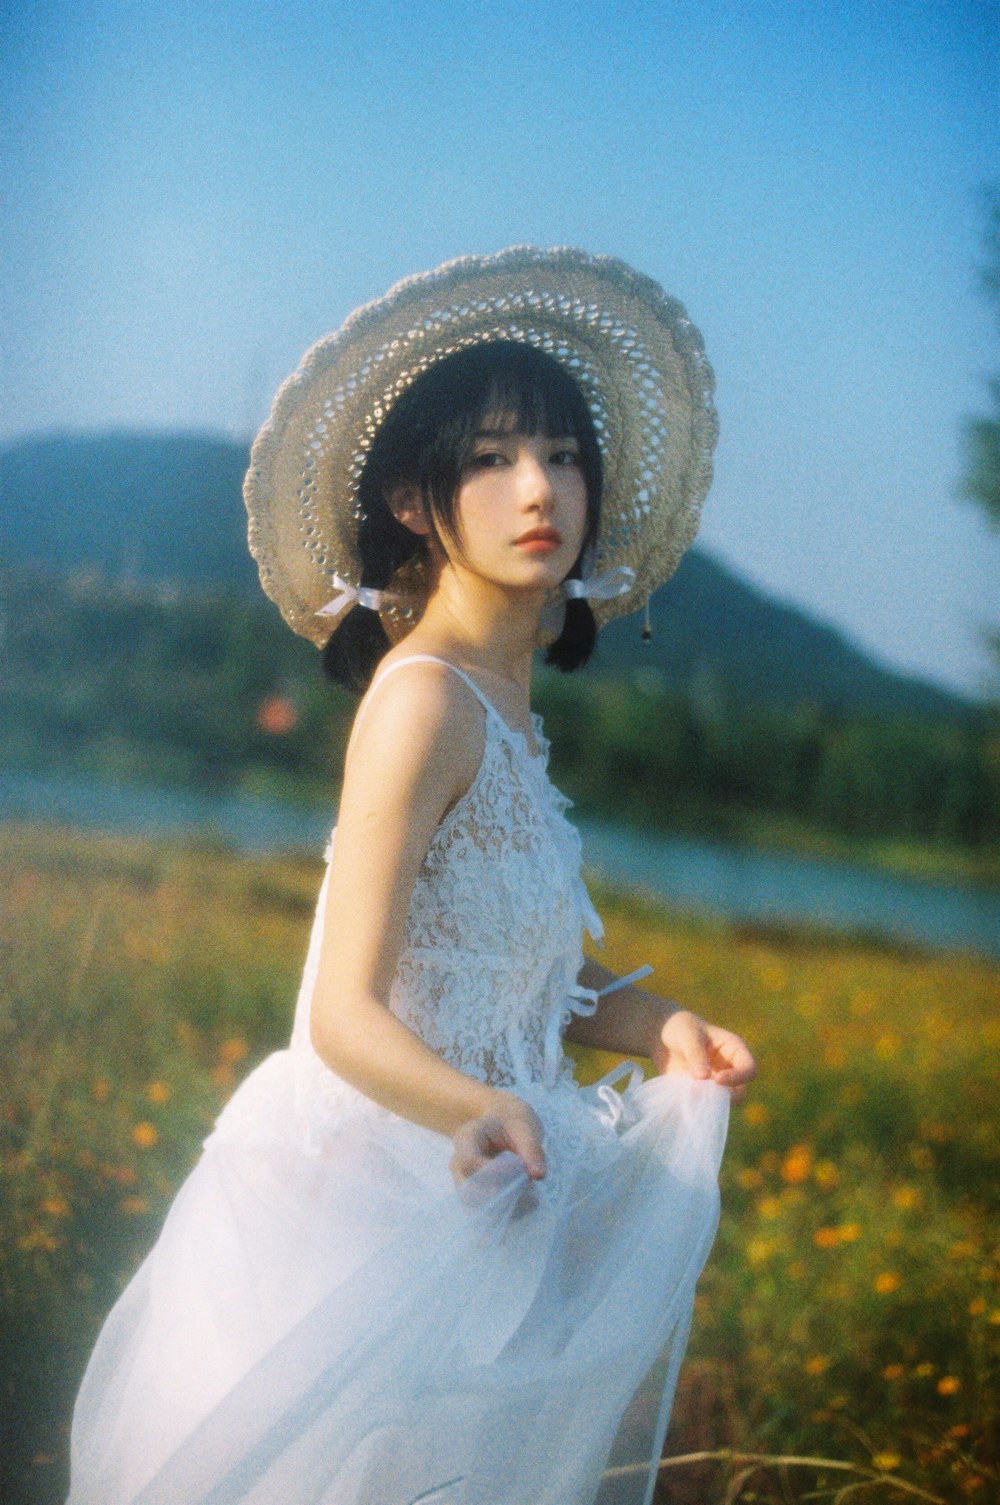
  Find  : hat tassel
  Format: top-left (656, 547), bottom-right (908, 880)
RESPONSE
top-left (641, 595), bottom-right (652, 642)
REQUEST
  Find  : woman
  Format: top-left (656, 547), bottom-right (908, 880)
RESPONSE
top-left (69, 247), bottom-right (755, 1505)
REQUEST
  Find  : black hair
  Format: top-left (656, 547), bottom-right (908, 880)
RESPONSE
top-left (322, 341), bottom-right (602, 692)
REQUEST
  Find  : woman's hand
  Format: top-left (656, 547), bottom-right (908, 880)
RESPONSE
top-left (650, 1009), bottom-right (757, 1103)
top-left (450, 1092), bottom-right (546, 1187)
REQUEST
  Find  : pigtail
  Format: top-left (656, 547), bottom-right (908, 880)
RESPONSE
top-left (322, 491), bottom-right (422, 694)
top-left (544, 595), bottom-right (597, 671)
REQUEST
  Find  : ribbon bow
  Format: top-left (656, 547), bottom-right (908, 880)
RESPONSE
top-left (565, 565), bottom-right (636, 602)
top-left (316, 574), bottom-right (398, 618)
top-left (542, 962), bottom-right (654, 1087)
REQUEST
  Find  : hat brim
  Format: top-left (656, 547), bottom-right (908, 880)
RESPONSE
top-left (244, 245), bottom-right (717, 646)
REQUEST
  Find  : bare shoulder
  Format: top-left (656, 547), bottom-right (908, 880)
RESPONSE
top-left (344, 654), bottom-right (485, 812)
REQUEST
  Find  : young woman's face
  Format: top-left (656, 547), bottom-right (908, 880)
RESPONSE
top-left (449, 420), bottom-right (589, 592)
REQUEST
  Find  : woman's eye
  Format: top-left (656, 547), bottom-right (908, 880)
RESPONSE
top-left (470, 450), bottom-right (506, 469)
top-left (550, 447), bottom-right (580, 466)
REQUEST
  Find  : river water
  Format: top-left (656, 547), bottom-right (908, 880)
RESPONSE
top-left (2, 767), bottom-right (997, 960)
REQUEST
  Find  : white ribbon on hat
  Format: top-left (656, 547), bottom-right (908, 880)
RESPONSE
top-left (564, 564), bottom-right (636, 601)
top-left (316, 574), bottom-right (399, 618)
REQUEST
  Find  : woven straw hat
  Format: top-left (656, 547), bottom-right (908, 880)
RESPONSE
top-left (244, 246), bottom-right (717, 646)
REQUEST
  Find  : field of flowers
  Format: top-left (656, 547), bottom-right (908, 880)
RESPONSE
top-left (1, 822), bottom-right (997, 1504)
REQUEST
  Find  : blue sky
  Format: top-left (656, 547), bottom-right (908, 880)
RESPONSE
top-left (3, 0), bottom-right (998, 696)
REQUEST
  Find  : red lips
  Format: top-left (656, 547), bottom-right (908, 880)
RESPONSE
top-left (514, 526), bottom-right (563, 548)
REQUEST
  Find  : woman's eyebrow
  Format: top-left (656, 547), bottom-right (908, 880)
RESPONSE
top-left (472, 428), bottom-right (577, 440)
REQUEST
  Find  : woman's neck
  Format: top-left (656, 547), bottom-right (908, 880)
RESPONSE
top-left (413, 568), bottom-right (544, 692)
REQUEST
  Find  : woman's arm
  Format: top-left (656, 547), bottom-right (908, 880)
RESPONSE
top-left (565, 957), bottom-right (757, 1098)
top-left (310, 662), bottom-right (545, 1175)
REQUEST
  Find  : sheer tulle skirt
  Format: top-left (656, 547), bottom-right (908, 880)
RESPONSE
top-left (68, 1061), bottom-right (728, 1505)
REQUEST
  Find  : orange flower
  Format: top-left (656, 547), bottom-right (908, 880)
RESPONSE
top-left (39, 1196), bottom-right (71, 1218)
top-left (781, 1145), bottom-right (813, 1184)
top-left (257, 696), bottom-right (297, 735)
top-left (874, 1272), bottom-right (902, 1295)
top-left (872, 1452), bottom-right (901, 1473)
top-left (937, 1376), bottom-right (961, 1396)
top-left (146, 1081), bottom-right (172, 1105)
top-left (119, 1196), bottom-right (149, 1216)
top-left (92, 1078), bottom-right (111, 1103)
top-left (132, 1121), bottom-right (159, 1149)
top-left (882, 1364), bottom-right (905, 1380)
top-left (743, 1102), bottom-right (768, 1127)
top-left (814, 1226), bottom-right (840, 1249)
top-left (219, 1038), bottom-right (249, 1065)
top-left (804, 1356), bottom-right (829, 1376)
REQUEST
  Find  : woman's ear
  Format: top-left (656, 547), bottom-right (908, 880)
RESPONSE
top-left (386, 483), bottom-right (432, 537)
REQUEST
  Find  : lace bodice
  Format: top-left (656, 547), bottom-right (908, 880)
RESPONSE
top-left (288, 656), bottom-right (604, 1128)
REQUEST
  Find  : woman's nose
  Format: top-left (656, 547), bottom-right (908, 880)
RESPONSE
top-left (518, 455), bottom-right (555, 509)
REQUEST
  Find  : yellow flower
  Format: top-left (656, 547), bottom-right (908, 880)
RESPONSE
top-left (814, 1159), bottom-right (840, 1189)
top-left (989, 1310), bottom-right (1000, 1326)
top-left (874, 1272), bottom-right (902, 1295)
top-left (891, 1185), bottom-right (920, 1211)
top-left (838, 1222), bottom-right (862, 1243)
top-left (146, 1081), bottom-right (172, 1105)
top-left (758, 1195), bottom-right (782, 1220)
top-left (872, 1452), bottom-right (901, 1473)
top-left (913, 1362), bottom-right (935, 1377)
top-left (814, 1226), bottom-right (840, 1249)
top-left (882, 1364), bottom-right (905, 1380)
top-left (746, 1237), bottom-right (778, 1265)
top-left (132, 1121), bottom-right (159, 1149)
top-left (937, 1376), bottom-right (961, 1395)
top-left (743, 1101), bottom-right (768, 1127)
top-left (781, 1145), bottom-right (813, 1184)
top-left (874, 1032), bottom-right (900, 1060)
top-left (736, 1167), bottom-right (763, 1190)
top-left (219, 1037), bottom-right (249, 1064)
top-left (804, 1355), bottom-right (830, 1376)
top-left (119, 1196), bottom-right (149, 1216)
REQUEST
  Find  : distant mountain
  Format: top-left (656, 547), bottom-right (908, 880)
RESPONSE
top-left (0, 430), bottom-right (974, 721)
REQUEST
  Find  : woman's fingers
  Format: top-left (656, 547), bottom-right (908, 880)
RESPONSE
top-left (450, 1102), bottom-right (546, 1187)
top-left (655, 1012), bottom-right (758, 1098)
top-left (705, 1025), bottom-right (758, 1086)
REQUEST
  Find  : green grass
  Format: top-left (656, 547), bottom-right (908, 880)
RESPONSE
top-left (1, 826), bottom-right (997, 1504)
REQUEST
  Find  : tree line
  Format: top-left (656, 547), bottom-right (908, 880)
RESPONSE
top-left (1, 564), bottom-right (996, 854)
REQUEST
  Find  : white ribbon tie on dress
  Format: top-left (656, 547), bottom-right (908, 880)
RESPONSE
top-left (543, 963), bottom-right (654, 1116)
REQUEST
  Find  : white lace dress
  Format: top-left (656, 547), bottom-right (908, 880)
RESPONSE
top-left (68, 656), bottom-right (729, 1505)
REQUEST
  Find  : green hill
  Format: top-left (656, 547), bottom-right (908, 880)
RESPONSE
top-left (0, 429), bottom-right (974, 722)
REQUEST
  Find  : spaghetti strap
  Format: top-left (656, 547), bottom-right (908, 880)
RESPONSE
top-left (353, 653), bottom-right (503, 742)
